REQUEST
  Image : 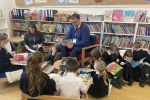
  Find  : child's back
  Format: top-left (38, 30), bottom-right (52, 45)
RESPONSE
top-left (57, 73), bottom-right (86, 98)
top-left (88, 74), bottom-right (108, 98)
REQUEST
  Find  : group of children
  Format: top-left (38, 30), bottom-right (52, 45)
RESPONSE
top-left (1, 32), bottom-right (150, 99)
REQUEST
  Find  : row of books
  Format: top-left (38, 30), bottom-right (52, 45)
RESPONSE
top-left (138, 40), bottom-right (150, 49)
top-left (85, 23), bottom-right (101, 32)
top-left (104, 10), bottom-right (147, 23)
top-left (104, 23), bottom-right (134, 34)
top-left (137, 27), bottom-right (150, 36)
top-left (103, 36), bottom-right (133, 48)
top-left (40, 10), bottom-right (57, 21)
top-left (10, 9), bottom-right (29, 19)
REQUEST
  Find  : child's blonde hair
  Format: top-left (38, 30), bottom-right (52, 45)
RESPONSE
top-left (95, 60), bottom-right (108, 85)
top-left (108, 43), bottom-right (118, 51)
top-left (132, 41), bottom-right (141, 48)
top-left (90, 48), bottom-right (102, 60)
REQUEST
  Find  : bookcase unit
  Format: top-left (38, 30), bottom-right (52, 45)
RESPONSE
top-left (9, 10), bottom-right (150, 51)
top-left (0, 17), bottom-right (9, 37)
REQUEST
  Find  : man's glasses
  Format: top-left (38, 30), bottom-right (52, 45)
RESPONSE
top-left (71, 20), bottom-right (78, 24)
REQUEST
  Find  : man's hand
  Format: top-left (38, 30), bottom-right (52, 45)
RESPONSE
top-left (120, 62), bottom-right (126, 66)
top-left (62, 42), bottom-right (66, 46)
top-left (66, 44), bottom-right (74, 49)
top-left (87, 65), bottom-right (91, 69)
top-left (116, 59), bottom-right (119, 63)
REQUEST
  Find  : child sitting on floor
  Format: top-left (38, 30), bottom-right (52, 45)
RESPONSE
top-left (20, 51), bottom-right (56, 97)
top-left (143, 45), bottom-right (150, 85)
top-left (102, 43), bottom-right (126, 89)
top-left (88, 60), bottom-right (109, 98)
top-left (56, 58), bottom-right (93, 98)
top-left (2, 33), bottom-right (16, 55)
top-left (132, 41), bottom-right (145, 87)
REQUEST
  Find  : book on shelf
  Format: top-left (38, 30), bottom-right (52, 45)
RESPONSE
top-left (104, 23), bottom-right (134, 34)
top-left (112, 10), bottom-right (123, 22)
top-left (123, 10), bottom-right (135, 22)
top-left (104, 10), bottom-right (112, 21)
top-left (103, 35), bottom-right (133, 48)
top-left (137, 26), bottom-right (150, 36)
top-left (0, 10), bottom-right (3, 17)
top-left (85, 23), bottom-right (101, 32)
top-left (135, 10), bottom-right (147, 22)
top-left (106, 62), bottom-right (123, 75)
top-left (137, 40), bottom-right (150, 49)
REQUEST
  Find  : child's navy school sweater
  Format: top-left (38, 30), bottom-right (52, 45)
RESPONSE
top-left (133, 49), bottom-right (145, 61)
top-left (0, 48), bottom-right (13, 69)
top-left (143, 51), bottom-right (150, 64)
top-left (64, 23), bottom-right (91, 47)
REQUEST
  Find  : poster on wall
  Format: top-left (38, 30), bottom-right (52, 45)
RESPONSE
top-left (35, 0), bottom-right (47, 3)
top-left (25, 0), bottom-right (33, 5)
top-left (68, 0), bottom-right (79, 3)
top-left (57, 0), bottom-right (67, 4)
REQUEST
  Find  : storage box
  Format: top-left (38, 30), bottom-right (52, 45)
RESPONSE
top-left (56, 28), bottom-right (64, 33)
top-left (24, 14), bottom-right (32, 20)
top-left (42, 24), bottom-right (49, 32)
top-left (42, 46), bottom-right (50, 53)
top-left (64, 28), bottom-right (70, 34)
top-left (15, 23), bottom-right (21, 29)
top-left (60, 14), bottom-right (69, 22)
top-left (31, 13), bottom-right (38, 20)
top-left (54, 14), bottom-right (61, 22)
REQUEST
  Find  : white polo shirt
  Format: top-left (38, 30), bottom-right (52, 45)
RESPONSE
top-left (56, 72), bottom-right (86, 98)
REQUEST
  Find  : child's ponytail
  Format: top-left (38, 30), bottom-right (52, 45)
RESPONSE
top-left (95, 60), bottom-right (108, 85)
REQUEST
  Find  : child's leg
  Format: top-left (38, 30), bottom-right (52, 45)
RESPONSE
top-left (136, 64), bottom-right (144, 87)
top-left (125, 63), bottom-right (134, 86)
top-left (110, 69), bottom-right (125, 89)
top-left (144, 65), bottom-right (150, 84)
top-left (49, 47), bottom-right (57, 65)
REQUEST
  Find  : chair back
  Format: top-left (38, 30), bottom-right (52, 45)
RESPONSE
top-left (21, 93), bottom-right (87, 100)
top-left (93, 35), bottom-right (99, 45)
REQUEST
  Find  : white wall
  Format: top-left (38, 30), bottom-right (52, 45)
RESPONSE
top-left (0, 0), bottom-right (16, 37)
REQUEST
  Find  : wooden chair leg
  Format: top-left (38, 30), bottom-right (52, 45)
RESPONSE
top-left (81, 61), bottom-right (84, 68)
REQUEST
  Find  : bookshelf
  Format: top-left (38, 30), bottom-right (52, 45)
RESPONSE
top-left (0, 17), bottom-right (9, 37)
top-left (9, 10), bottom-right (150, 51)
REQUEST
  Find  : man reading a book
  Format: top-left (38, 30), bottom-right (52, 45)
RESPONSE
top-left (60, 14), bottom-right (91, 58)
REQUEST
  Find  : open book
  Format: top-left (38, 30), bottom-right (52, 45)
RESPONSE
top-left (13, 53), bottom-right (28, 65)
top-left (129, 57), bottom-right (146, 68)
top-left (49, 73), bottom-right (61, 83)
top-left (106, 62), bottom-right (123, 75)
top-left (28, 44), bottom-right (41, 53)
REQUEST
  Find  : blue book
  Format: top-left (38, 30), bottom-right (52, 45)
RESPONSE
top-left (40, 10), bottom-right (41, 21)
top-left (146, 27), bottom-right (149, 36)
top-left (129, 57), bottom-right (146, 68)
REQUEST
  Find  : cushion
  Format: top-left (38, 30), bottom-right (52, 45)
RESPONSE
top-left (0, 73), bottom-right (6, 78)
top-left (68, 51), bottom-right (90, 60)
top-left (90, 35), bottom-right (95, 45)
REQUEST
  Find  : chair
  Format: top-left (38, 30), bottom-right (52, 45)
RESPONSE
top-left (68, 35), bottom-right (99, 68)
top-left (0, 73), bottom-right (8, 83)
top-left (21, 93), bottom-right (87, 100)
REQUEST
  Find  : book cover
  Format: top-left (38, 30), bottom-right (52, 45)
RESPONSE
top-left (13, 53), bottom-right (28, 65)
top-left (123, 10), bottom-right (135, 22)
top-left (106, 62), bottom-right (123, 75)
top-left (135, 10), bottom-right (147, 22)
top-left (49, 73), bottom-right (61, 83)
top-left (78, 72), bottom-right (91, 85)
top-left (112, 10), bottom-right (123, 22)
top-left (104, 10), bottom-right (112, 21)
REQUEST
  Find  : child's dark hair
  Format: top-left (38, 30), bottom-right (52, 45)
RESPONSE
top-left (123, 50), bottom-right (133, 58)
top-left (90, 48), bottom-right (101, 60)
top-left (108, 43), bottom-right (118, 51)
top-left (132, 41), bottom-right (141, 48)
top-left (0, 33), bottom-right (6, 42)
top-left (66, 58), bottom-right (78, 72)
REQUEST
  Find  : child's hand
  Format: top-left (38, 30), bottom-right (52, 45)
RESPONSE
top-left (11, 60), bottom-right (14, 64)
top-left (87, 65), bottom-right (91, 69)
top-left (142, 61), bottom-right (145, 65)
top-left (105, 68), bottom-right (109, 72)
top-left (120, 62), bottom-right (125, 65)
top-left (87, 79), bottom-right (93, 85)
top-left (116, 59), bottom-right (119, 63)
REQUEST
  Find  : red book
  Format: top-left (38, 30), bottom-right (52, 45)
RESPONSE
top-left (137, 27), bottom-right (139, 35)
top-left (15, 55), bottom-right (25, 61)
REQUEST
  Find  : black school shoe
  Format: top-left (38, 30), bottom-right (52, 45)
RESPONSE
top-left (145, 77), bottom-right (150, 85)
top-left (139, 80), bottom-right (144, 87)
top-left (117, 79), bottom-right (127, 85)
top-left (127, 79), bottom-right (134, 86)
top-left (110, 78), bottom-right (122, 89)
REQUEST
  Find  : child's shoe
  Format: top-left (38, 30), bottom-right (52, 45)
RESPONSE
top-left (145, 76), bottom-right (150, 84)
top-left (117, 78), bottom-right (127, 85)
top-left (127, 79), bottom-right (134, 86)
top-left (110, 78), bottom-right (122, 89)
top-left (139, 80), bottom-right (144, 87)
